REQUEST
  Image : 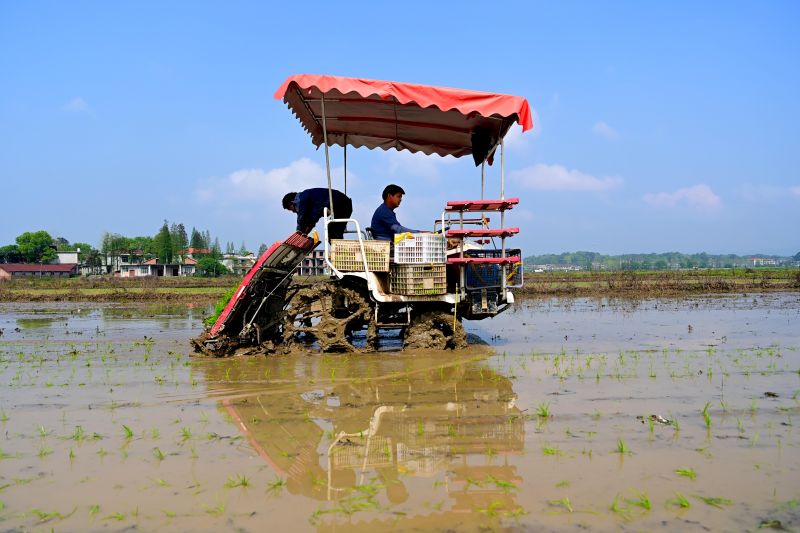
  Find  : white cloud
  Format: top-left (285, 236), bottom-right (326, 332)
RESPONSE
top-left (737, 184), bottom-right (785, 202)
top-left (592, 121), bottom-right (618, 141)
top-left (643, 184), bottom-right (721, 208)
top-left (63, 97), bottom-right (89, 112)
top-left (195, 158), bottom-right (345, 206)
top-left (386, 150), bottom-right (455, 180)
top-left (510, 163), bottom-right (623, 192)
top-left (791, 186), bottom-right (800, 198)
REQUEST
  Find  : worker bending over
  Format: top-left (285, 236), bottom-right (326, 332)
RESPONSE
top-left (282, 188), bottom-right (353, 240)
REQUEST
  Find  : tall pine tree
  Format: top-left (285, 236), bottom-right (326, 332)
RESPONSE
top-left (154, 221), bottom-right (173, 264)
top-left (189, 227), bottom-right (204, 250)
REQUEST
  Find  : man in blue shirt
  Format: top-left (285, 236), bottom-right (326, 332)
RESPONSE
top-left (370, 184), bottom-right (419, 241)
top-left (282, 188), bottom-right (353, 240)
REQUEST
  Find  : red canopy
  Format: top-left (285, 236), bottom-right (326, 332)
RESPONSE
top-left (274, 74), bottom-right (533, 165)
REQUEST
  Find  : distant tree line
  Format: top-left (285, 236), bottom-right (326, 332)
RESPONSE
top-left (0, 222), bottom-right (245, 277)
top-left (524, 251), bottom-right (799, 271)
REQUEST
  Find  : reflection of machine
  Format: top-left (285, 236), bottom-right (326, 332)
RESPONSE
top-left (204, 354), bottom-right (525, 525)
top-left (196, 75), bottom-right (533, 355)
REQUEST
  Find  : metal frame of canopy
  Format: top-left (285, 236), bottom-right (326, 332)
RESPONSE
top-left (274, 74), bottom-right (532, 302)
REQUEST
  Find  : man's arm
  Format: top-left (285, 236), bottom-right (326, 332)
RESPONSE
top-left (295, 194), bottom-right (314, 233)
top-left (390, 222), bottom-right (418, 234)
top-left (384, 208), bottom-right (418, 234)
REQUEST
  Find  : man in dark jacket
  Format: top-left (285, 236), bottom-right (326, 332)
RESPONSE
top-left (370, 184), bottom-right (418, 241)
top-left (282, 188), bottom-right (353, 240)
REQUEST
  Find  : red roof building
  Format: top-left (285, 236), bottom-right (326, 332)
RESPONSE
top-left (0, 263), bottom-right (78, 280)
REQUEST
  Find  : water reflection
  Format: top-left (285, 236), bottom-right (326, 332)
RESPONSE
top-left (201, 351), bottom-right (525, 527)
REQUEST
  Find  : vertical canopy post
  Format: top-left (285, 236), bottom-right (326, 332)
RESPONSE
top-left (343, 136), bottom-right (348, 195)
top-left (500, 137), bottom-right (505, 201)
top-left (320, 94), bottom-right (335, 218)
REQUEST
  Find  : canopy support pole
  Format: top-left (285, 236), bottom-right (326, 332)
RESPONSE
top-left (500, 137), bottom-right (505, 201)
top-left (343, 135), bottom-right (348, 195)
top-left (481, 161), bottom-right (486, 228)
top-left (481, 161), bottom-right (485, 200)
top-left (500, 137), bottom-right (506, 293)
top-left (320, 94), bottom-right (335, 218)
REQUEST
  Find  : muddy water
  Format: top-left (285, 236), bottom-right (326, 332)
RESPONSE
top-left (0, 294), bottom-right (798, 532)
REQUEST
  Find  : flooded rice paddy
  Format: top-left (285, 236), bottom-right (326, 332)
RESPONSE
top-left (0, 293), bottom-right (798, 532)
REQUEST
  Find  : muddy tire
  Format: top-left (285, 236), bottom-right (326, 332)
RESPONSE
top-left (403, 310), bottom-right (467, 350)
top-left (282, 281), bottom-right (372, 352)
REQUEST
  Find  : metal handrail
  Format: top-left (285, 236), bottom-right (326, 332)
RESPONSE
top-left (322, 207), bottom-right (371, 276)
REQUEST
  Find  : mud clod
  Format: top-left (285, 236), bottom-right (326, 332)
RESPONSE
top-left (404, 311), bottom-right (467, 350)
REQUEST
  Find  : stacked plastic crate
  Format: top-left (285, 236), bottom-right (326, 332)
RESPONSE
top-left (389, 232), bottom-right (447, 295)
top-left (330, 240), bottom-right (390, 272)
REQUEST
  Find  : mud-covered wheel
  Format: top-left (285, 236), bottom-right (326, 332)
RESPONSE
top-left (403, 310), bottom-right (467, 350)
top-left (282, 282), bottom-right (372, 352)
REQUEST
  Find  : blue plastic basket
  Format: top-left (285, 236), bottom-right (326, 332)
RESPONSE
top-left (463, 248), bottom-right (522, 289)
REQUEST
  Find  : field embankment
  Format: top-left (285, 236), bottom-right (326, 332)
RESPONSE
top-left (0, 269), bottom-right (798, 302)
top-left (520, 268), bottom-right (800, 296)
top-left (0, 275), bottom-right (239, 303)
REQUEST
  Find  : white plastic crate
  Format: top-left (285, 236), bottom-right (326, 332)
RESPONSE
top-left (393, 232), bottom-right (446, 264)
top-left (330, 240), bottom-right (390, 272)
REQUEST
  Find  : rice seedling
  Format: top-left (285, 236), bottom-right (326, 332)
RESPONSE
top-left (478, 500), bottom-right (504, 517)
top-left (225, 474), bottom-right (250, 488)
top-left (266, 477), bottom-right (286, 496)
top-left (667, 492), bottom-right (691, 509)
top-left (675, 467), bottom-right (697, 480)
top-left (71, 425), bottom-right (86, 441)
top-left (556, 480), bottom-right (571, 488)
top-left (37, 445), bottom-right (53, 458)
top-left (610, 495), bottom-right (630, 520)
top-left (180, 427), bottom-right (192, 441)
top-left (694, 495), bottom-right (733, 508)
top-left (104, 511), bottom-right (126, 521)
top-left (0, 447), bottom-right (20, 460)
top-left (542, 445), bottom-right (562, 456)
top-left (0, 409), bottom-right (8, 422)
top-left (486, 475), bottom-right (517, 493)
top-left (615, 438), bottom-right (631, 455)
top-left (702, 402), bottom-right (712, 429)
top-left (153, 447), bottom-right (166, 461)
top-left (536, 402), bottom-right (551, 419)
top-left (629, 492), bottom-right (651, 511)
top-left (547, 496), bottom-right (573, 513)
top-left (122, 425), bottom-right (134, 440)
top-left (29, 506), bottom-right (77, 523)
top-left (88, 504), bottom-right (100, 516)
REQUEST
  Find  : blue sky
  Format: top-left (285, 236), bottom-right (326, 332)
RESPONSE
top-left (1, 1), bottom-right (798, 256)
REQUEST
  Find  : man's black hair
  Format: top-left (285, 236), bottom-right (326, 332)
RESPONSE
top-left (282, 192), bottom-right (297, 210)
top-left (382, 184), bottom-right (405, 201)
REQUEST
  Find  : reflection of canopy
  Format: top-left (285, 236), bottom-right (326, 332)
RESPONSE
top-left (274, 74), bottom-right (533, 165)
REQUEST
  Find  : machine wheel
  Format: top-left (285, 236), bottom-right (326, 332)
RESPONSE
top-left (282, 281), bottom-right (373, 352)
top-left (403, 310), bottom-right (467, 350)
